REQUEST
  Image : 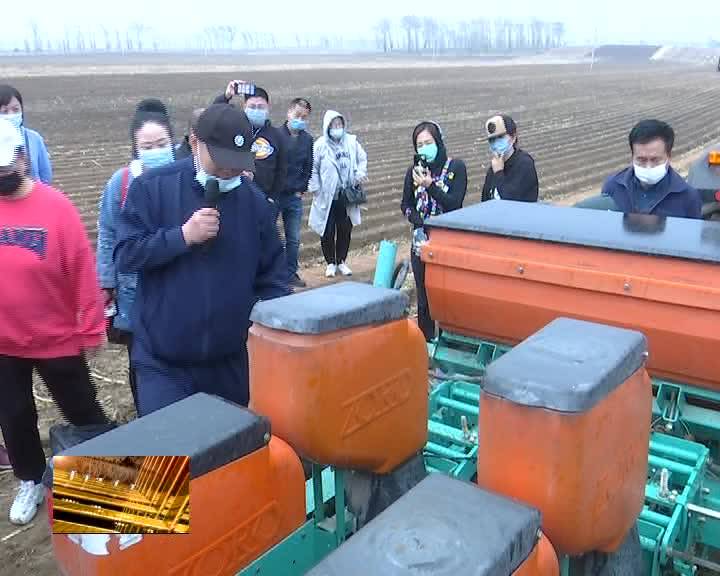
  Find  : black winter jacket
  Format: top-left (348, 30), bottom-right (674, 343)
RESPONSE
top-left (481, 148), bottom-right (538, 203)
top-left (401, 155), bottom-right (467, 230)
top-left (213, 93), bottom-right (288, 200)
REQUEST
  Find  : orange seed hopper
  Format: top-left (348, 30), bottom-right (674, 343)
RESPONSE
top-left (52, 393), bottom-right (305, 576)
top-left (477, 318), bottom-right (652, 556)
top-left (249, 282), bottom-right (428, 474)
top-left (423, 200), bottom-right (720, 391)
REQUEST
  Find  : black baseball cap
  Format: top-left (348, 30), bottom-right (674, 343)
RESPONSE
top-left (195, 103), bottom-right (254, 171)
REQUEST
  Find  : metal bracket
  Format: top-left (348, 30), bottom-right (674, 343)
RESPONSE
top-left (656, 382), bottom-right (686, 431)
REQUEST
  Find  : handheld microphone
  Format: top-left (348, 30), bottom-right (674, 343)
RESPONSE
top-left (202, 179), bottom-right (221, 251)
top-left (204, 178), bottom-right (221, 208)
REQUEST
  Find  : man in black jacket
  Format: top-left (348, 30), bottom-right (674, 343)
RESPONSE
top-left (481, 114), bottom-right (538, 203)
top-left (175, 108), bottom-right (205, 160)
top-left (214, 82), bottom-right (287, 203)
top-left (279, 98), bottom-right (313, 288)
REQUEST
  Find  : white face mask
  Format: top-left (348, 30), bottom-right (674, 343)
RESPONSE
top-left (633, 162), bottom-right (668, 186)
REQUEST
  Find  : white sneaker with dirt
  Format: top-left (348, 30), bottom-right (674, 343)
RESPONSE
top-left (338, 263), bottom-right (353, 276)
top-left (9, 480), bottom-right (45, 525)
top-left (325, 264), bottom-right (337, 278)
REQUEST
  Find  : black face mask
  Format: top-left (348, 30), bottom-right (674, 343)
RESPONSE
top-left (0, 172), bottom-right (22, 196)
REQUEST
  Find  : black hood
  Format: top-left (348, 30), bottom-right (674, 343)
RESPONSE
top-left (412, 121), bottom-right (448, 174)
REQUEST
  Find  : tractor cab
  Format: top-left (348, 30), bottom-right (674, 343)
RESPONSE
top-left (687, 144), bottom-right (720, 219)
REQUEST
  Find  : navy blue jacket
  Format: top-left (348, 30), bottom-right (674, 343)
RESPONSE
top-left (114, 157), bottom-right (289, 364)
top-left (281, 123), bottom-right (314, 195)
top-left (601, 166), bottom-right (702, 219)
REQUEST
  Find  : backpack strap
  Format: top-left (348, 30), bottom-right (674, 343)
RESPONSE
top-left (120, 167), bottom-right (130, 208)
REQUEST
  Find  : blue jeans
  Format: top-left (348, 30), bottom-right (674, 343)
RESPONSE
top-left (275, 193), bottom-right (303, 279)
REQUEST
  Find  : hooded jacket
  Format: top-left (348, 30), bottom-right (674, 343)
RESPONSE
top-left (401, 128), bottom-right (467, 230)
top-left (308, 111), bottom-right (368, 236)
top-left (114, 157), bottom-right (289, 364)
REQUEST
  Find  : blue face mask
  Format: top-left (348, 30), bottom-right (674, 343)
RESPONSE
top-left (490, 137), bottom-right (513, 156)
top-left (138, 146), bottom-right (174, 169)
top-left (289, 118), bottom-right (306, 132)
top-left (2, 113), bottom-right (22, 130)
top-left (329, 127), bottom-right (344, 141)
top-left (245, 108), bottom-right (268, 128)
top-left (196, 169), bottom-right (243, 193)
top-left (418, 143), bottom-right (438, 163)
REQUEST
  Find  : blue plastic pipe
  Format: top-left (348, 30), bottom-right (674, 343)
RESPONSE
top-left (373, 240), bottom-right (398, 288)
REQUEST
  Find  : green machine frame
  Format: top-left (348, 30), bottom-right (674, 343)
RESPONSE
top-left (236, 330), bottom-right (720, 576)
top-left (426, 330), bottom-right (720, 575)
top-left (236, 465), bottom-right (351, 575)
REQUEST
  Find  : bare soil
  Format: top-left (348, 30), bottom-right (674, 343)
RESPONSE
top-left (0, 54), bottom-right (717, 575)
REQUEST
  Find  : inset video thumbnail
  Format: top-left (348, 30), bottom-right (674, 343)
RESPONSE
top-left (51, 455), bottom-right (190, 534)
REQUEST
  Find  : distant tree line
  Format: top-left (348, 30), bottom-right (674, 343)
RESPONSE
top-left (376, 17), bottom-right (567, 54)
top-left (15, 18), bottom-right (566, 54)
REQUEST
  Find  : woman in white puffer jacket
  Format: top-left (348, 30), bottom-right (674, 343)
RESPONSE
top-left (308, 110), bottom-right (368, 278)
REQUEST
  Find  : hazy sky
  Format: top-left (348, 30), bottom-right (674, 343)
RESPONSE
top-left (2, 0), bottom-right (718, 49)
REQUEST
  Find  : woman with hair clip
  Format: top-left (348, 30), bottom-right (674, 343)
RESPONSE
top-left (96, 99), bottom-right (176, 414)
top-left (401, 121), bottom-right (467, 342)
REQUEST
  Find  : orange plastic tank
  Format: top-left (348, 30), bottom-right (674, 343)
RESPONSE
top-left (514, 533), bottom-right (559, 576)
top-left (52, 393), bottom-right (305, 576)
top-left (423, 201), bottom-right (720, 391)
top-left (307, 474), bottom-right (559, 576)
top-left (249, 282), bottom-right (428, 474)
top-left (477, 318), bottom-right (652, 556)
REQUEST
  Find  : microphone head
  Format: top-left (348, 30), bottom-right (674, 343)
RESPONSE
top-left (204, 178), bottom-right (221, 206)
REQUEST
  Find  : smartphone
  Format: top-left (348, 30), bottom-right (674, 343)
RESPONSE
top-left (104, 302), bottom-right (117, 318)
top-left (414, 154), bottom-right (428, 170)
top-left (234, 82), bottom-right (256, 97)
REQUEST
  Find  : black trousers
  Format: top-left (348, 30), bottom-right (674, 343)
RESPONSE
top-left (109, 327), bottom-right (139, 415)
top-left (411, 251), bottom-right (436, 342)
top-left (321, 199), bottom-right (353, 265)
top-left (0, 355), bottom-right (109, 482)
top-left (125, 337), bottom-right (139, 415)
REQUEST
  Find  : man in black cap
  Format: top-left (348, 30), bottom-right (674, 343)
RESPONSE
top-left (215, 81), bottom-right (287, 204)
top-left (115, 103), bottom-right (290, 416)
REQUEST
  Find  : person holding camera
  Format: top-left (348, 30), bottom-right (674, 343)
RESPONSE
top-left (480, 114), bottom-right (538, 203)
top-left (401, 121), bottom-right (467, 342)
top-left (308, 110), bottom-right (368, 278)
top-left (215, 81), bottom-right (287, 204)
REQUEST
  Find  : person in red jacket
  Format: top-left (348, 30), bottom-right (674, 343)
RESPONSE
top-left (0, 118), bottom-right (109, 525)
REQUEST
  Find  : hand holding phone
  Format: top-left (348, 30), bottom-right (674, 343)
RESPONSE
top-left (234, 81), bottom-right (256, 97)
top-left (224, 80), bottom-right (256, 101)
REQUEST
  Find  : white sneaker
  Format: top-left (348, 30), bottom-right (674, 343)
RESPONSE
top-left (325, 264), bottom-right (337, 278)
top-left (9, 480), bottom-right (45, 525)
top-left (338, 263), bottom-right (353, 276)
